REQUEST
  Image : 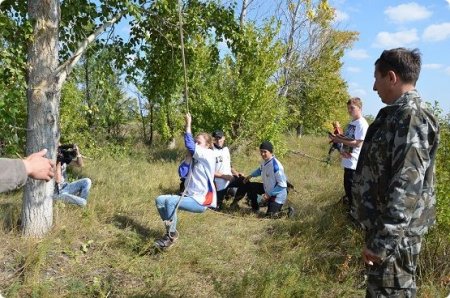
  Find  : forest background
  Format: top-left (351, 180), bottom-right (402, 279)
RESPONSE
top-left (0, 0), bottom-right (449, 296)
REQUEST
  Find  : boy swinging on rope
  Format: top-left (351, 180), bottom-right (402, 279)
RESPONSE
top-left (154, 113), bottom-right (217, 250)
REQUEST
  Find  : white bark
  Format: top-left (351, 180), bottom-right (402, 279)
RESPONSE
top-left (22, 1), bottom-right (125, 237)
top-left (23, 0), bottom-right (60, 237)
top-left (239, 0), bottom-right (254, 27)
top-left (279, 0), bottom-right (301, 98)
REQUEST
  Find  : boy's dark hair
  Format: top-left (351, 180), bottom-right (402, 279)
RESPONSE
top-left (375, 48), bottom-right (421, 85)
top-left (259, 141), bottom-right (273, 153)
top-left (212, 130), bottom-right (224, 139)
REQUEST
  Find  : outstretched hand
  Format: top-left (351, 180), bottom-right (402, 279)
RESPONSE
top-left (185, 113), bottom-right (192, 133)
top-left (185, 113), bottom-right (192, 125)
top-left (23, 149), bottom-right (55, 182)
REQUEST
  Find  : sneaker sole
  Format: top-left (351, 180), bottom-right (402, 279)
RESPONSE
top-left (154, 241), bottom-right (176, 251)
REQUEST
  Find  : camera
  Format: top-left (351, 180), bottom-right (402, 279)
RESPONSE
top-left (57, 144), bottom-right (78, 165)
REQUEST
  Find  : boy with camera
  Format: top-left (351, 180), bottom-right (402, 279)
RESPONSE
top-left (54, 144), bottom-right (91, 206)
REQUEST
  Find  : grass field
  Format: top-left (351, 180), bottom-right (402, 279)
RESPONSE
top-left (0, 136), bottom-right (449, 297)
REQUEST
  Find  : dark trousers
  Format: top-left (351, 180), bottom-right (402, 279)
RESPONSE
top-left (245, 182), bottom-right (283, 215)
top-left (344, 168), bottom-right (355, 207)
top-left (246, 182), bottom-right (265, 211)
top-left (328, 142), bottom-right (343, 155)
top-left (217, 175), bottom-right (247, 209)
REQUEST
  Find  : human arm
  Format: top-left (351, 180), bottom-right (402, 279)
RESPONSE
top-left (0, 159), bottom-right (28, 193)
top-left (55, 162), bottom-right (62, 184)
top-left (362, 246), bottom-right (382, 266)
top-left (72, 145), bottom-right (84, 167)
top-left (214, 172), bottom-right (234, 181)
top-left (184, 113), bottom-right (196, 155)
top-left (329, 134), bottom-right (363, 148)
top-left (178, 153), bottom-right (192, 179)
top-left (0, 149), bottom-right (54, 193)
top-left (231, 167), bottom-right (243, 177)
top-left (215, 148), bottom-right (234, 181)
top-left (23, 149), bottom-right (54, 181)
top-left (244, 168), bottom-right (261, 183)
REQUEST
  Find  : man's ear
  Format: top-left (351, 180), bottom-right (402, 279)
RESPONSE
top-left (388, 70), bottom-right (398, 85)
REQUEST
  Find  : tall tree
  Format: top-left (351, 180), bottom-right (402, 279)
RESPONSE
top-left (128, 0), bottom-right (238, 146)
top-left (275, 0), bottom-right (357, 135)
top-left (22, 0), bottom-right (128, 237)
top-left (22, 0), bottom-right (61, 237)
top-left (188, 21), bottom-right (286, 150)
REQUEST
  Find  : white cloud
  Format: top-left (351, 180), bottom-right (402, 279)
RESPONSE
top-left (423, 64), bottom-right (443, 70)
top-left (334, 9), bottom-right (349, 22)
top-left (423, 23), bottom-right (450, 42)
top-left (348, 82), bottom-right (360, 88)
top-left (384, 3), bottom-right (432, 23)
top-left (447, 0), bottom-right (450, 7)
top-left (348, 49), bottom-right (369, 60)
top-left (373, 29), bottom-right (419, 48)
top-left (350, 88), bottom-right (368, 97)
top-left (446, 67), bottom-right (450, 76)
top-left (347, 67), bottom-right (361, 73)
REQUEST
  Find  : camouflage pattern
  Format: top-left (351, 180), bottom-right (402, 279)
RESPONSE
top-left (352, 90), bottom-right (439, 292)
top-left (367, 282), bottom-right (417, 298)
top-left (365, 235), bottom-right (421, 296)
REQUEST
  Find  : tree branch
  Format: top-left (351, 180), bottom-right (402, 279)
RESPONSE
top-left (55, 9), bottom-right (126, 88)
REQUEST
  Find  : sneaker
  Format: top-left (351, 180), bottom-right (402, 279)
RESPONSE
top-left (154, 231), bottom-right (178, 250)
top-left (287, 206), bottom-right (295, 218)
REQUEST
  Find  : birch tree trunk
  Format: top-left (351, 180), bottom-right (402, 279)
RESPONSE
top-left (239, 0), bottom-right (248, 27)
top-left (22, 0), bottom-right (60, 237)
top-left (20, 1), bottom-right (125, 237)
top-left (279, 0), bottom-right (300, 98)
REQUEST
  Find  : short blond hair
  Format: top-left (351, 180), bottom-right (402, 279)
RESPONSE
top-left (347, 97), bottom-right (362, 109)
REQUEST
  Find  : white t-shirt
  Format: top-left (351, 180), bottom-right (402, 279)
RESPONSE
top-left (341, 117), bottom-right (369, 170)
top-left (213, 146), bottom-right (232, 191)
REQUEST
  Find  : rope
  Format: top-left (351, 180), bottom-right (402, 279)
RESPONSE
top-left (178, 0), bottom-right (189, 112)
top-left (162, 0), bottom-right (191, 229)
top-left (288, 150), bottom-right (328, 163)
top-left (207, 207), bottom-right (289, 221)
top-left (165, 160), bottom-right (192, 227)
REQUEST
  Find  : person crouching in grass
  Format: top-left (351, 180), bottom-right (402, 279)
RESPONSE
top-left (244, 141), bottom-right (288, 217)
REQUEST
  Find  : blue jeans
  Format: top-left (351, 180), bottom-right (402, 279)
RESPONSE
top-left (155, 195), bottom-right (207, 233)
top-left (55, 178), bottom-right (91, 206)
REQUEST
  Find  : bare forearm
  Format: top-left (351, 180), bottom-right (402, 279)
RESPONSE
top-left (337, 137), bottom-right (363, 148)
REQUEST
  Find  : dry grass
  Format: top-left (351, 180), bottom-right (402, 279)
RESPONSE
top-left (0, 136), bottom-right (449, 297)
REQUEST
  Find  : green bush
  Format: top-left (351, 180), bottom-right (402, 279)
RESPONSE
top-left (436, 114), bottom-right (450, 232)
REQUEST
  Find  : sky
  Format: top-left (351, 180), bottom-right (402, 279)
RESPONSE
top-left (113, 0), bottom-right (450, 117)
top-left (330, 0), bottom-right (450, 117)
